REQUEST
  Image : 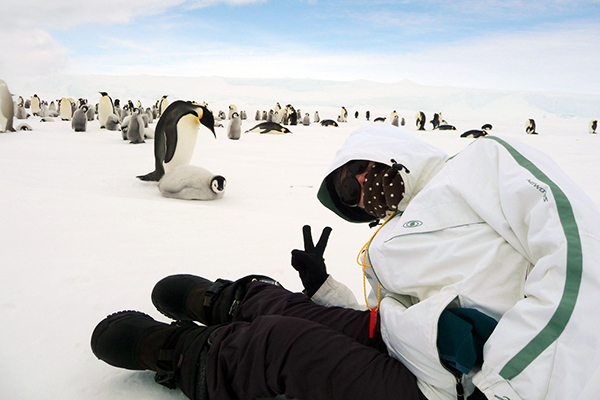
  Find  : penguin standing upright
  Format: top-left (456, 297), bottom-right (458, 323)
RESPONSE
top-left (59, 98), bottom-right (73, 121)
top-left (137, 101), bottom-right (215, 181)
top-left (287, 104), bottom-right (298, 125)
top-left (31, 94), bottom-right (41, 116)
top-left (430, 113), bottom-right (441, 129)
top-left (0, 80), bottom-right (15, 132)
top-left (255, 110), bottom-right (261, 120)
top-left (227, 112), bottom-right (242, 140)
top-left (159, 95), bottom-right (169, 117)
top-left (86, 105), bottom-right (96, 121)
top-left (15, 96), bottom-right (29, 119)
top-left (71, 105), bottom-right (88, 132)
top-left (365, 111), bottom-right (371, 121)
top-left (127, 108), bottom-right (145, 144)
top-left (302, 113), bottom-right (310, 126)
top-left (526, 119), bottom-right (537, 134)
top-left (314, 111), bottom-right (320, 123)
top-left (589, 119), bottom-right (597, 134)
top-left (416, 111), bottom-right (426, 130)
top-left (228, 104), bottom-right (237, 119)
top-left (98, 92), bottom-right (115, 128)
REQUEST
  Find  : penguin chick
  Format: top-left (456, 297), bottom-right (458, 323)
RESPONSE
top-left (227, 112), bottom-right (242, 140)
top-left (158, 165), bottom-right (226, 200)
top-left (72, 106), bottom-right (88, 132)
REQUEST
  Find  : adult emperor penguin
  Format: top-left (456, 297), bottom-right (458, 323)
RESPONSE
top-left (98, 92), bottom-right (115, 128)
top-left (158, 95), bottom-right (169, 117)
top-left (158, 165), bottom-right (226, 201)
top-left (416, 111), bottom-right (426, 130)
top-left (526, 118), bottom-right (537, 134)
top-left (589, 119), bottom-right (597, 134)
top-left (137, 101), bottom-right (215, 181)
top-left (71, 105), bottom-right (88, 132)
top-left (31, 94), bottom-right (41, 116)
top-left (59, 98), bottom-right (73, 121)
top-left (430, 113), bottom-right (441, 129)
top-left (228, 104), bottom-right (237, 119)
top-left (0, 80), bottom-right (15, 132)
top-left (227, 112), bottom-right (242, 140)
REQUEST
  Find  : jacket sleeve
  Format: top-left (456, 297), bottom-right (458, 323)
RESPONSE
top-left (446, 136), bottom-right (599, 399)
top-left (311, 275), bottom-right (362, 309)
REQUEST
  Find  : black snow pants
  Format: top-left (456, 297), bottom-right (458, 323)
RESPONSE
top-left (188, 281), bottom-right (427, 400)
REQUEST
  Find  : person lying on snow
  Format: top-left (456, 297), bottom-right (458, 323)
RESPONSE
top-left (91, 124), bottom-right (600, 400)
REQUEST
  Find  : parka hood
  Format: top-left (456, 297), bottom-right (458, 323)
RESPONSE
top-left (317, 124), bottom-right (449, 223)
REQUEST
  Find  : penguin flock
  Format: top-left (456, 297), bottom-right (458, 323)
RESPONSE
top-left (3, 77), bottom-right (600, 203)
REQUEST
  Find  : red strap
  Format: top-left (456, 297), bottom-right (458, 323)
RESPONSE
top-left (369, 308), bottom-right (378, 338)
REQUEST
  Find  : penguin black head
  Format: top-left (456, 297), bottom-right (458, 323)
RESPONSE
top-left (211, 175), bottom-right (226, 193)
top-left (196, 105), bottom-right (216, 137)
top-left (99, 92), bottom-right (108, 97)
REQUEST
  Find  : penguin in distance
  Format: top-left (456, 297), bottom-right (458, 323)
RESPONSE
top-left (227, 112), bottom-right (242, 140)
top-left (127, 108), bottom-right (145, 144)
top-left (137, 101), bottom-right (215, 182)
top-left (246, 122), bottom-right (291, 134)
top-left (158, 165), bottom-right (226, 201)
top-left (589, 119), bottom-right (597, 134)
top-left (98, 92), bottom-right (115, 128)
top-left (59, 98), bottom-right (73, 121)
top-left (0, 80), bottom-right (15, 132)
top-left (526, 119), bottom-right (537, 134)
top-left (71, 105), bottom-right (88, 132)
top-left (31, 94), bottom-right (41, 116)
top-left (159, 95), bottom-right (169, 117)
top-left (320, 119), bottom-right (338, 127)
top-left (416, 111), bottom-right (426, 130)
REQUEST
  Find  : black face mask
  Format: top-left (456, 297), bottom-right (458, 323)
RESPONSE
top-left (337, 160), bottom-right (370, 207)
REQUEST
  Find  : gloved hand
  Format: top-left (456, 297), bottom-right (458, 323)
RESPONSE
top-left (291, 225), bottom-right (332, 297)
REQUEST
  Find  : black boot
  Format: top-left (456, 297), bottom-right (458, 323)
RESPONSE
top-left (90, 310), bottom-right (220, 397)
top-left (151, 274), bottom-right (280, 325)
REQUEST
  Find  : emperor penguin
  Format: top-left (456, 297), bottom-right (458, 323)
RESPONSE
top-left (302, 113), bottom-right (310, 126)
top-left (341, 106), bottom-right (348, 122)
top-left (240, 110), bottom-right (247, 120)
top-left (391, 111), bottom-right (399, 127)
top-left (59, 98), bottom-right (73, 121)
top-left (106, 113), bottom-right (121, 131)
top-left (127, 108), bottom-right (145, 144)
top-left (98, 92), bottom-right (115, 128)
top-left (589, 119), bottom-right (597, 134)
top-left (159, 95), bottom-right (169, 117)
top-left (158, 165), bottom-right (226, 201)
top-left (246, 122), bottom-right (292, 134)
top-left (255, 110), bottom-right (261, 120)
top-left (48, 101), bottom-right (58, 117)
top-left (416, 111), bottom-right (426, 130)
top-left (227, 112), bottom-right (242, 140)
top-left (86, 105), bottom-right (96, 121)
top-left (137, 101), bottom-right (216, 181)
top-left (228, 104), bottom-right (237, 119)
top-left (31, 94), bottom-right (41, 116)
top-left (71, 105), bottom-right (88, 132)
top-left (0, 80), bottom-right (15, 132)
top-left (430, 113), bottom-right (441, 129)
top-left (287, 104), bottom-right (298, 125)
top-left (365, 110), bottom-right (370, 121)
top-left (313, 111), bottom-right (320, 123)
top-left (401, 117), bottom-right (405, 126)
top-left (15, 97), bottom-right (29, 119)
top-left (526, 119), bottom-right (537, 134)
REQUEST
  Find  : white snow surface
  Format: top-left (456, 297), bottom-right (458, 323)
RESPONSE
top-left (1, 76), bottom-right (600, 400)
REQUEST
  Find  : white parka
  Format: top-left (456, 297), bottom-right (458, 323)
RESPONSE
top-left (314, 124), bottom-right (600, 400)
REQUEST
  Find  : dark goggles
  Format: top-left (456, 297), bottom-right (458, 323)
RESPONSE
top-left (337, 160), bottom-right (370, 207)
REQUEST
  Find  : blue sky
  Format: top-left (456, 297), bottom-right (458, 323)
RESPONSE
top-left (2, 0), bottom-right (600, 94)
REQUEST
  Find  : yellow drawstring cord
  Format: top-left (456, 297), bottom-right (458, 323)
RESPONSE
top-left (356, 212), bottom-right (398, 337)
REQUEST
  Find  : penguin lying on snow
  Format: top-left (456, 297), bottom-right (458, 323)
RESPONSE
top-left (158, 165), bottom-right (226, 200)
top-left (481, 123), bottom-right (493, 131)
top-left (137, 101), bottom-right (215, 182)
top-left (460, 129), bottom-right (488, 138)
top-left (438, 124), bottom-right (456, 130)
top-left (320, 119), bottom-right (338, 127)
top-left (246, 122), bottom-right (291, 134)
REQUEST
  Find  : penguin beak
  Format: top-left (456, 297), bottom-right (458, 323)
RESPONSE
top-left (197, 107), bottom-right (216, 138)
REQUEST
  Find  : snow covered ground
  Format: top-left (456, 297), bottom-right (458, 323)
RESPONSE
top-left (1, 77), bottom-right (600, 399)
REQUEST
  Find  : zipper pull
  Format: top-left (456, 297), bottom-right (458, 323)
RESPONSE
top-left (455, 375), bottom-right (464, 400)
top-left (369, 308), bottom-right (378, 338)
